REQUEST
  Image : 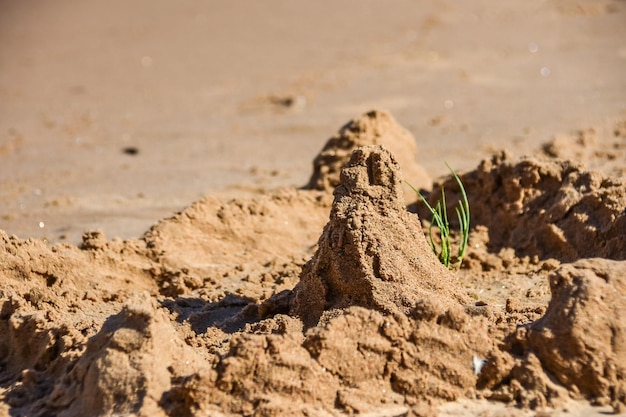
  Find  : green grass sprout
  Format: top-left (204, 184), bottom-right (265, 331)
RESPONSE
top-left (407, 163), bottom-right (470, 269)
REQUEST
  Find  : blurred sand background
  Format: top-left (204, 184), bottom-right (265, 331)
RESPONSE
top-left (1, 0), bottom-right (625, 244)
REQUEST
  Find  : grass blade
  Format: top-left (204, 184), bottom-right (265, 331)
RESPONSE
top-left (407, 163), bottom-right (471, 270)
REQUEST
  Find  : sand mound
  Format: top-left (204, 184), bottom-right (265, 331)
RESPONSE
top-left (525, 259), bottom-right (626, 408)
top-left (142, 189), bottom-right (332, 300)
top-left (0, 232), bottom-right (163, 416)
top-left (479, 259), bottom-right (626, 412)
top-left (43, 292), bottom-right (204, 417)
top-left (432, 152), bottom-right (626, 263)
top-left (305, 109), bottom-right (431, 195)
top-left (293, 145), bottom-right (463, 327)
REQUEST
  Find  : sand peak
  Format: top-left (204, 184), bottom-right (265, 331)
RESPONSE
top-left (292, 145), bottom-right (462, 327)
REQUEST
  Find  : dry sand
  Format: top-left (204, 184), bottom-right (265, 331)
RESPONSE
top-left (1, 1), bottom-right (626, 416)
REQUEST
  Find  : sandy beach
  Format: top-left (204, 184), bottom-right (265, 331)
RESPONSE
top-left (1, 1), bottom-right (625, 416)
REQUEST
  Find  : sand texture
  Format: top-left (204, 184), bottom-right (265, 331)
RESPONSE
top-left (1, 2), bottom-right (626, 416)
top-left (2, 110), bottom-right (626, 416)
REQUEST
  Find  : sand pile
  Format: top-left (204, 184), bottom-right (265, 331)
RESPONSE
top-left (1, 110), bottom-right (626, 416)
top-left (518, 259), bottom-right (626, 408)
top-left (43, 292), bottom-right (206, 417)
top-left (525, 259), bottom-right (626, 409)
top-left (0, 232), bottom-right (152, 416)
top-left (293, 145), bottom-right (464, 327)
top-left (305, 109), bottom-right (431, 195)
top-left (141, 189), bottom-right (332, 300)
top-left (478, 259), bottom-right (626, 411)
top-left (427, 152), bottom-right (626, 263)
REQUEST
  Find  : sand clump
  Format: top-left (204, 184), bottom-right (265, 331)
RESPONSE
top-left (42, 292), bottom-right (206, 417)
top-left (478, 259), bottom-right (626, 412)
top-left (524, 259), bottom-right (626, 409)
